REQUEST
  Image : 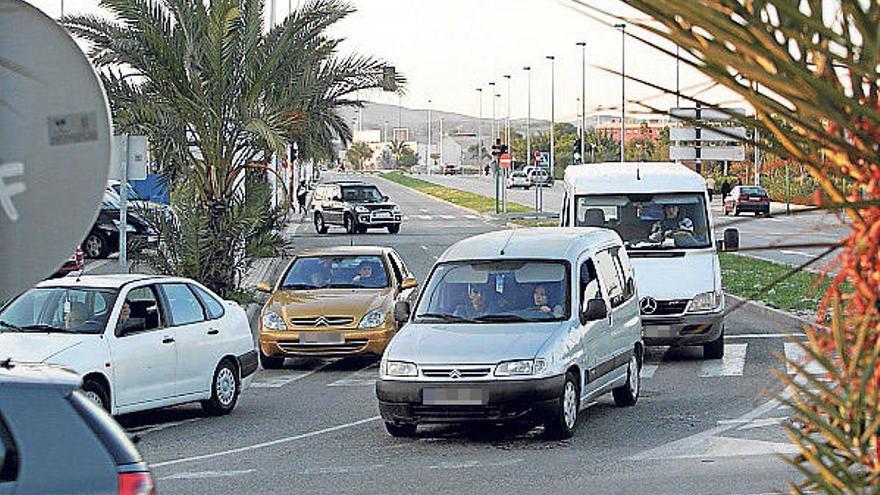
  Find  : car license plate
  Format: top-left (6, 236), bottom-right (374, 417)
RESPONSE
top-left (423, 388), bottom-right (486, 406)
top-left (749, 197), bottom-right (763, 201)
top-left (299, 332), bottom-right (344, 344)
top-left (374, 211), bottom-right (391, 218)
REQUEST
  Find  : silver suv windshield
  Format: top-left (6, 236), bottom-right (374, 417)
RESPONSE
top-left (414, 260), bottom-right (570, 324)
top-left (575, 193), bottom-right (711, 250)
top-left (0, 287), bottom-right (118, 335)
top-left (341, 186), bottom-right (384, 203)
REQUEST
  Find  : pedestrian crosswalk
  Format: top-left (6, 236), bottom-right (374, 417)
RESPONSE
top-left (249, 339), bottom-right (829, 390)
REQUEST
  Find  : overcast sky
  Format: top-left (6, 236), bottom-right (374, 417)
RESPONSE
top-left (28, 0), bottom-right (744, 120)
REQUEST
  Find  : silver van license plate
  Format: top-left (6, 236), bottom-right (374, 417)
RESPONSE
top-left (423, 388), bottom-right (485, 405)
top-left (300, 332), bottom-right (344, 344)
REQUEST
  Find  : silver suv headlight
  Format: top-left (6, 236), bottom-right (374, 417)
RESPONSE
top-left (355, 205), bottom-right (369, 213)
top-left (262, 311), bottom-right (287, 330)
top-left (382, 360), bottom-right (418, 377)
top-left (358, 308), bottom-right (387, 329)
top-left (688, 291), bottom-right (722, 313)
top-left (494, 359), bottom-right (547, 377)
top-left (392, 205), bottom-right (401, 213)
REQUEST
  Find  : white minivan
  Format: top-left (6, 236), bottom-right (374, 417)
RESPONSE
top-left (559, 162), bottom-right (739, 359)
top-left (377, 228), bottom-right (643, 439)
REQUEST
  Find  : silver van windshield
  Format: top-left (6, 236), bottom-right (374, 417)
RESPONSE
top-left (414, 260), bottom-right (570, 324)
top-left (575, 193), bottom-right (711, 249)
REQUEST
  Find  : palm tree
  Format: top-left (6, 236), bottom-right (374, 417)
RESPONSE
top-left (64, 0), bottom-right (402, 293)
top-left (571, 0), bottom-right (880, 490)
top-left (345, 141), bottom-right (373, 170)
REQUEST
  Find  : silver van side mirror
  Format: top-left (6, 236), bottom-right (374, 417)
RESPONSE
top-left (580, 298), bottom-right (607, 324)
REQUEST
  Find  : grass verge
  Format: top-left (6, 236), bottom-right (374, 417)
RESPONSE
top-left (720, 253), bottom-right (829, 314)
top-left (380, 172), bottom-right (533, 214)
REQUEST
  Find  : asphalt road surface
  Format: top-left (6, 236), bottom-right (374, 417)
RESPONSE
top-left (421, 172), bottom-right (850, 270)
top-left (114, 174), bottom-right (818, 495)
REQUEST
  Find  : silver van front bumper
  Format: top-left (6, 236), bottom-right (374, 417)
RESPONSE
top-left (641, 311), bottom-right (724, 346)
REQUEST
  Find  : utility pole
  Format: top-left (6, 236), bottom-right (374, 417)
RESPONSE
top-left (547, 55), bottom-right (555, 178)
top-left (676, 45), bottom-right (681, 107)
top-left (439, 118), bottom-right (444, 168)
top-left (615, 23), bottom-right (626, 163)
top-left (476, 88), bottom-right (483, 170)
top-left (427, 99), bottom-right (432, 174)
top-left (488, 82), bottom-right (496, 144)
top-left (524, 66), bottom-right (532, 174)
top-left (577, 41), bottom-right (586, 165)
top-left (504, 75), bottom-right (512, 148)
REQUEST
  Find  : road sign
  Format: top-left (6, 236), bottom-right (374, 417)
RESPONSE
top-left (109, 135), bottom-right (148, 181)
top-left (669, 146), bottom-right (746, 161)
top-left (499, 153), bottom-right (512, 169)
top-left (1, 0), bottom-right (112, 300)
top-left (670, 126), bottom-right (747, 142)
top-left (535, 152), bottom-right (550, 168)
top-left (670, 107), bottom-right (747, 121)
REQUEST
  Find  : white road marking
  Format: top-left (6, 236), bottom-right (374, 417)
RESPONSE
top-left (151, 416), bottom-right (382, 469)
top-left (251, 360), bottom-right (337, 389)
top-left (783, 342), bottom-right (825, 376)
top-left (421, 245), bottom-right (429, 251)
top-left (304, 464), bottom-right (385, 475)
top-left (328, 363), bottom-right (379, 387)
top-left (464, 215), bottom-right (480, 219)
top-left (779, 250), bottom-right (819, 258)
top-left (161, 469), bottom-right (256, 481)
top-left (640, 364), bottom-right (658, 379)
top-left (127, 418), bottom-right (202, 435)
top-left (699, 343), bottom-right (747, 377)
top-left (726, 333), bottom-right (806, 339)
top-left (439, 215), bottom-right (455, 220)
top-left (416, 215), bottom-right (433, 220)
top-left (427, 459), bottom-right (524, 470)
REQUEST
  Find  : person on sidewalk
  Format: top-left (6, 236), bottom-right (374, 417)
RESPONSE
top-left (706, 177), bottom-right (716, 202)
top-left (296, 181), bottom-right (308, 214)
top-left (720, 180), bottom-right (731, 203)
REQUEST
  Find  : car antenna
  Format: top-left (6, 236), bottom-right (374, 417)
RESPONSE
top-left (499, 229), bottom-right (516, 256)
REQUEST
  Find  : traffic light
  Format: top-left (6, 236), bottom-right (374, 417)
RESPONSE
top-left (491, 138), bottom-right (503, 157)
top-left (573, 138), bottom-right (582, 163)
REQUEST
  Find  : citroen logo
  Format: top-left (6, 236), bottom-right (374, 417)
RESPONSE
top-left (640, 297), bottom-right (658, 315)
top-left (315, 316), bottom-right (330, 327)
top-left (449, 369), bottom-right (462, 379)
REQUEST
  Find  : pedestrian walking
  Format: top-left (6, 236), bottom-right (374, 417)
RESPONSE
top-left (706, 177), bottom-right (716, 202)
top-left (720, 180), bottom-right (731, 203)
top-left (296, 181), bottom-right (308, 214)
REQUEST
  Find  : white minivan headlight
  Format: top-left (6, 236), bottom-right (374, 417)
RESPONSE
top-left (495, 359), bottom-right (547, 377)
top-left (688, 291), bottom-right (722, 313)
top-left (383, 360), bottom-right (418, 377)
top-left (262, 311), bottom-right (287, 330)
top-left (358, 308), bottom-right (387, 329)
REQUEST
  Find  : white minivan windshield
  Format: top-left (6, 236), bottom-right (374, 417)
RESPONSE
top-left (575, 193), bottom-right (711, 249)
top-left (414, 260), bottom-right (570, 324)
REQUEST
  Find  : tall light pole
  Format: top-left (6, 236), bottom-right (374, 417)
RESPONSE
top-left (524, 66), bottom-right (531, 170)
top-left (488, 82), bottom-right (496, 143)
top-left (476, 88), bottom-right (483, 168)
top-left (614, 24), bottom-right (626, 163)
top-left (577, 41), bottom-right (586, 164)
top-left (546, 55), bottom-right (556, 177)
top-left (503, 74), bottom-right (511, 148)
top-left (427, 99), bottom-right (432, 174)
top-left (676, 45), bottom-right (681, 107)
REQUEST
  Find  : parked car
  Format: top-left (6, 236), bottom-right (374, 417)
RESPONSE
top-left (724, 185), bottom-right (771, 216)
top-left (507, 171), bottom-right (531, 189)
top-left (560, 162), bottom-right (739, 358)
top-left (107, 179), bottom-right (175, 220)
top-left (257, 246), bottom-right (418, 368)
top-left (0, 361), bottom-right (155, 494)
top-left (0, 274), bottom-right (257, 416)
top-left (377, 228), bottom-right (643, 439)
top-left (528, 168), bottom-right (553, 187)
top-left (82, 192), bottom-right (157, 259)
top-left (51, 247), bottom-right (84, 278)
top-left (442, 164), bottom-right (458, 175)
top-left (311, 181), bottom-right (402, 234)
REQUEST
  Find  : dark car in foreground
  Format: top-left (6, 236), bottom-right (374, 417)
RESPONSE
top-left (311, 181), bottom-right (402, 234)
top-left (0, 361), bottom-right (155, 494)
top-left (724, 185), bottom-right (771, 216)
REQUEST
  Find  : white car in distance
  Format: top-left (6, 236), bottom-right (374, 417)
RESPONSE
top-left (507, 171), bottom-right (531, 189)
top-left (0, 274), bottom-right (257, 415)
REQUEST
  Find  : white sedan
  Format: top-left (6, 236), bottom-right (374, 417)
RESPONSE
top-left (0, 274), bottom-right (256, 415)
top-left (507, 171), bottom-right (531, 189)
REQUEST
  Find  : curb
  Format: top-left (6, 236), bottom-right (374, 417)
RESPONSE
top-left (725, 293), bottom-right (817, 331)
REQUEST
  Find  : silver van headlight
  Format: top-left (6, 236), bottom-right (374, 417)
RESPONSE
top-left (494, 359), bottom-right (547, 377)
top-left (688, 291), bottom-right (722, 313)
top-left (382, 360), bottom-right (418, 377)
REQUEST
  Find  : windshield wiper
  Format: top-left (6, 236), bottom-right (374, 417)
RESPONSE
top-left (0, 320), bottom-right (21, 332)
top-left (19, 324), bottom-right (73, 333)
top-left (473, 314), bottom-right (540, 323)
top-left (415, 312), bottom-right (473, 323)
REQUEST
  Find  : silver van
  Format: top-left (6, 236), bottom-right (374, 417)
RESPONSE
top-left (377, 228), bottom-right (643, 439)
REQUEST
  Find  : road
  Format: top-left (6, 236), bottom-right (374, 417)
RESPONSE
top-left (120, 174), bottom-right (813, 495)
top-left (420, 172), bottom-right (850, 270)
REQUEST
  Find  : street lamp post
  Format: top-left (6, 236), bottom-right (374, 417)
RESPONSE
top-left (504, 75), bottom-right (511, 148)
top-left (523, 66), bottom-right (532, 174)
top-left (547, 55), bottom-right (555, 179)
top-left (614, 23), bottom-right (626, 163)
top-left (488, 82), bottom-right (496, 144)
top-left (476, 88), bottom-right (483, 171)
top-left (427, 99), bottom-right (432, 174)
top-left (577, 41), bottom-right (586, 165)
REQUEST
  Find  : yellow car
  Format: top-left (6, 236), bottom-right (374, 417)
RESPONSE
top-left (256, 246), bottom-right (418, 368)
